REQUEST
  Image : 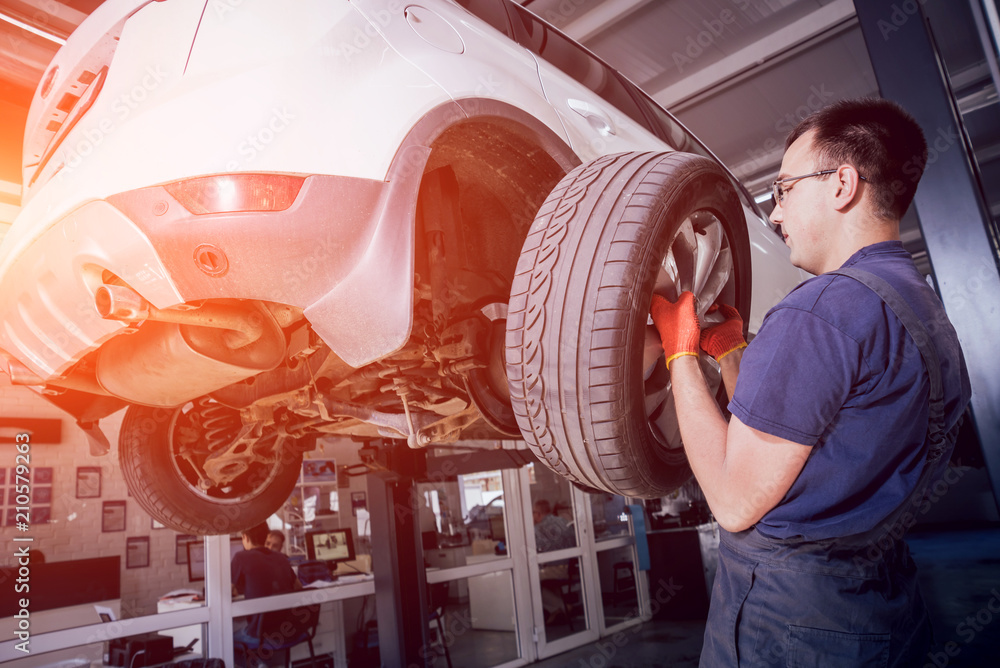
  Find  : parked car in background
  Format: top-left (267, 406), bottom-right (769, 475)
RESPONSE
top-left (0, 0), bottom-right (803, 534)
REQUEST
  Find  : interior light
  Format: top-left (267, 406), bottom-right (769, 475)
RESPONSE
top-left (164, 174), bottom-right (305, 215)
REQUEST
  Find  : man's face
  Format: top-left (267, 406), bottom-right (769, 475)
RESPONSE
top-left (769, 130), bottom-right (836, 275)
top-left (265, 534), bottom-right (283, 551)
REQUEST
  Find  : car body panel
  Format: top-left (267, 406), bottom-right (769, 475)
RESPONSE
top-left (1, 0), bottom-right (803, 404)
top-left (1, 199), bottom-right (183, 378)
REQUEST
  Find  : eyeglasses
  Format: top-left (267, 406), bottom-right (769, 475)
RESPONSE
top-left (771, 169), bottom-right (867, 206)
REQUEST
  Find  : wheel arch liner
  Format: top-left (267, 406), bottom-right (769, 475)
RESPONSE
top-left (304, 99), bottom-right (579, 368)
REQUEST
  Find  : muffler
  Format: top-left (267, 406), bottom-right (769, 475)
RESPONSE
top-left (94, 287), bottom-right (285, 406)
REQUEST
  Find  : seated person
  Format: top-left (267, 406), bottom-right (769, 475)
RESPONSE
top-left (265, 529), bottom-right (286, 554)
top-left (532, 500), bottom-right (574, 553)
top-left (232, 523), bottom-right (300, 650)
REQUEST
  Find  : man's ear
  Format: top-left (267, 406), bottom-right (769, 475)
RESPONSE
top-left (832, 165), bottom-right (862, 212)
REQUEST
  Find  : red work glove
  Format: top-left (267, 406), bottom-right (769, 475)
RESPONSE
top-left (700, 304), bottom-right (747, 362)
top-left (650, 292), bottom-right (700, 369)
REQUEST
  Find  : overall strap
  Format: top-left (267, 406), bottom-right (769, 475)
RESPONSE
top-left (829, 267), bottom-right (948, 463)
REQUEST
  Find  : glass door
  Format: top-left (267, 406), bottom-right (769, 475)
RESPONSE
top-left (584, 491), bottom-right (646, 635)
top-left (519, 463), bottom-right (599, 659)
top-left (418, 467), bottom-right (524, 668)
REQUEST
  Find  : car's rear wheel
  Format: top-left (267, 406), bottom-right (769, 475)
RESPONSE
top-left (505, 152), bottom-right (749, 498)
top-left (119, 400), bottom-right (304, 535)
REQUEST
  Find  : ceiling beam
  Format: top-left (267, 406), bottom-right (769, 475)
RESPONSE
top-left (561, 0), bottom-right (654, 44)
top-left (3, 0), bottom-right (86, 37)
top-left (651, 0), bottom-right (857, 110)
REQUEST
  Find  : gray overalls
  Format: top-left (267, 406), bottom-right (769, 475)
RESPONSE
top-left (700, 268), bottom-right (955, 667)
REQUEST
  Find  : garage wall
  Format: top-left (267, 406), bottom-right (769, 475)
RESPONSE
top-left (0, 374), bottom-right (379, 626)
top-left (0, 377), bottom-right (197, 619)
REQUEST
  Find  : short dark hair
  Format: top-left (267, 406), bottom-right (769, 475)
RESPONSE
top-left (786, 97), bottom-right (927, 220)
top-left (533, 499), bottom-right (552, 515)
top-left (242, 523), bottom-right (270, 546)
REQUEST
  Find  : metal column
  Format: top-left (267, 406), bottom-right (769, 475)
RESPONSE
top-left (855, 0), bottom-right (1000, 508)
top-left (366, 443), bottom-right (430, 667)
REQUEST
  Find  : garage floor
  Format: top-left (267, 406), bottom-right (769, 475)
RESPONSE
top-left (532, 526), bottom-right (1000, 668)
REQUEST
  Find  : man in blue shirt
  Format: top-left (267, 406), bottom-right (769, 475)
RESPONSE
top-left (651, 98), bottom-right (971, 666)
top-left (232, 523), bottom-right (299, 658)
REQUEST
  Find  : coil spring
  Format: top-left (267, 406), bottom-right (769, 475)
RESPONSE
top-left (193, 397), bottom-right (241, 453)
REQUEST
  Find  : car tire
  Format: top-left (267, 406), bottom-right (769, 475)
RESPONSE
top-left (505, 151), bottom-right (749, 498)
top-left (119, 401), bottom-right (303, 535)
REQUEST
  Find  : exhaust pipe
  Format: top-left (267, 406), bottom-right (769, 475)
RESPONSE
top-left (94, 286), bottom-right (286, 407)
top-left (95, 284), bottom-right (264, 348)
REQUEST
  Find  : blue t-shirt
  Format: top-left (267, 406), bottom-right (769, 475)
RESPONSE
top-left (729, 241), bottom-right (971, 541)
top-left (232, 546), bottom-right (297, 636)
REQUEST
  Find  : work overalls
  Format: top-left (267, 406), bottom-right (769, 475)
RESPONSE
top-left (700, 268), bottom-right (954, 668)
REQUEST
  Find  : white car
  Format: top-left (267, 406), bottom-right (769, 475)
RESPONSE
top-left (0, 0), bottom-right (802, 534)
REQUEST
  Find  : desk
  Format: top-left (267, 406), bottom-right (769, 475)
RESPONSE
top-left (0, 600), bottom-right (120, 668)
top-left (156, 596), bottom-right (203, 653)
top-left (466, 556), bottom-right (515, 632)
top-left (156, 577), bottom-right (375, 667)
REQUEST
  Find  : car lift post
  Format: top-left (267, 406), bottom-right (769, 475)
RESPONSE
top-left (855, 0), bottom-right (1000, 510)
top-left (366, 441), bottom-right (431, 667)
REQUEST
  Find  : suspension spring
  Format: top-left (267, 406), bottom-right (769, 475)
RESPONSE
top-left (193, 398), bottom-right (241, 453)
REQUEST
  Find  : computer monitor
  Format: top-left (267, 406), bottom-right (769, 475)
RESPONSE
top-left (304, 527), bottom-right (356, 564)
top-left (186, 538), bottom-right (244, 582)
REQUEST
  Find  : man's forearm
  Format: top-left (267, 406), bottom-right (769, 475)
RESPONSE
top-left (669, 356), bottom-right (731, 511)
top-left (719, 349), bottom-right (742, 401)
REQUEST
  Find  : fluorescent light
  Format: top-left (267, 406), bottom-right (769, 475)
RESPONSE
top-left (0, 12), bottom-right (66, 46)
top-left (754, 192), bottom-right (772, 204)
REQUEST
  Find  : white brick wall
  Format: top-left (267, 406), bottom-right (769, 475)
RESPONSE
top-left (1, 375), bottom-right (376, 624)
top-left (0, 376), bottom-right (196, 619)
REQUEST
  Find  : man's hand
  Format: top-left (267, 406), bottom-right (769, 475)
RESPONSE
top-left (650, 292), bottom-right (700, 368)
top-left (701, 304), bottom-right (747, 361)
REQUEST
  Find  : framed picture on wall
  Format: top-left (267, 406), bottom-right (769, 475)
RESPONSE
top-left (176, 534), bottom-right (197, 565)
top-left (76, 467), bottom-right (102, 499)
top-left (126, 536), bottom-right (150, 569)
top-left (102, 501), bottom-right (126, 532)
top-left (34, 467), bottom-right (53, 484)
top-left (302, 459), bottom-right (337, 483)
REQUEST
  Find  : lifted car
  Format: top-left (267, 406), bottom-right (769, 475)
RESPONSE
top-left (0, 0), bottom-right (803, 534)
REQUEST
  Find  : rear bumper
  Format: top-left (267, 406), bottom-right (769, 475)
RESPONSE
top-left (0, 166), bottom-right (419, 381)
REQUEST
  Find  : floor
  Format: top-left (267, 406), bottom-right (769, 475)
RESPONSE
top-left (532, 525), bottom-right (1000, 668)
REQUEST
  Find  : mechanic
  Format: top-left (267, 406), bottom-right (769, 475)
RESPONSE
top-left (650, 97), bottom-right (971, 666)
top-left (231, 523), bottom-right (300, 657)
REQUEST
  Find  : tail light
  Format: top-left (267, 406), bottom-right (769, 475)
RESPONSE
top-left (164, 174), bottom-right (305, 215)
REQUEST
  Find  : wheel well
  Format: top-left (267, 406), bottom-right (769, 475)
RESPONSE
top-left (415, 117), bottom-right (576, 306)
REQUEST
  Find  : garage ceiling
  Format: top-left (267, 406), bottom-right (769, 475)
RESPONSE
top-left (0, 0), bottom-right (996, 260)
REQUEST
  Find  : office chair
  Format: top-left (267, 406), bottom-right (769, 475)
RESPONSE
top-left (235, 604), bottom-right (321, 668)
top-left (557, 560), bottom-right (584, 632)
top-left (426, 583), bottom-right (453, 668)
top-left (171, 661), bottom-right (224, 668)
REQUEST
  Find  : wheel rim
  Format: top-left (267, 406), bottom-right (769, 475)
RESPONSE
top-left (168, 401), bottom-right (285, 505)
top-left (643, 211), bottom-right (734, 453)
